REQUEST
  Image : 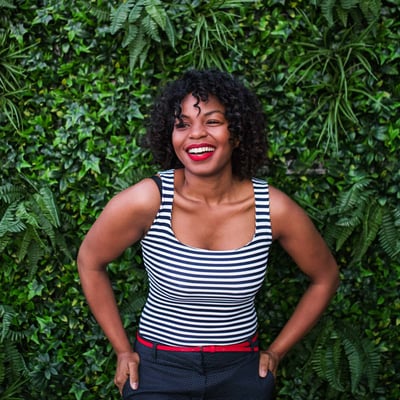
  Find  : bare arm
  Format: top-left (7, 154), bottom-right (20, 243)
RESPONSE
top-left (259, 186), bottom-right (340, 377)
top-left (77, 178), bottom-right (160, 392)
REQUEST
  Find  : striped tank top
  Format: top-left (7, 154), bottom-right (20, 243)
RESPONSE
top-left (139, 169), bottom-right (272, 346)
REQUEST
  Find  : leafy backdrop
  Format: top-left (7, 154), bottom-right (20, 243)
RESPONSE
top-left (0, 0), bottom-right (399, 399)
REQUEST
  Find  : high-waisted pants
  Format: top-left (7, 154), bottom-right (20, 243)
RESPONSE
top-left (122, 338), bottom-right (275, 400)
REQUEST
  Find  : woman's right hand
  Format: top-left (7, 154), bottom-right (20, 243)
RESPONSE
top-left (114, 351), bottom-right (140, 394)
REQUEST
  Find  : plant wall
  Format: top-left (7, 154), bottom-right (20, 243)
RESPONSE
top-left (0, 0), bottom-right (399, 399)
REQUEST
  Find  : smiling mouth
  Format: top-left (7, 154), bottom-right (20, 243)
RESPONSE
top-left (187, 146), bottom-right (215, 154)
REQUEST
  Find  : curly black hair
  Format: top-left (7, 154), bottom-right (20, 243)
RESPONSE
top-left (145, 69), bottom-right (267, 180)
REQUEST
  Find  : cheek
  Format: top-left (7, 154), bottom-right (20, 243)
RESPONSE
top-left (171, 132), bottom-right (184, 159)
top-left (172, 131), bottom-right (186, 147)
top-left (171, 132), bottom-right (178, 149)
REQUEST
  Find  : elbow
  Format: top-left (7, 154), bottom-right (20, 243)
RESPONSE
top-left (76, 244), bottom-right (108, 276)
top-left (317, 260), bottom-right (340, 296)
top-left (76, 247), bottom-right (86, 276)
top-left (77, 244), bottom-right (92, 276)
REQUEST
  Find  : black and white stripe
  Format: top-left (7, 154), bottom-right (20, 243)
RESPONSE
top-left (139, 169), bottom-right (272, 346)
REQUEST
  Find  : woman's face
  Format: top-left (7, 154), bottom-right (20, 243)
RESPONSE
top-left (172, 94), bottom-right (236, 177)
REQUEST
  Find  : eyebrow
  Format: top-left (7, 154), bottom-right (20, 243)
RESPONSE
top-left (205, 110), bottom-right (225, 116)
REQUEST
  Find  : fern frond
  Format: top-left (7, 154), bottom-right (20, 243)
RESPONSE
top-left (128, 28), bottom-right (148, 70)
top-left (110, 0), bottom-right (136, 34)
top-left (337, 179), bottom-right (372, 210)
top-left (393, 206), bottom-right (400, 223)
top-left (320, 0), bottom-right (381, 27)
top-left (4, 342), bottom-right (26, 377)
top-left (0, 304), bottom-right (14, 341)
top-left (363, 338), bottom-right (381, 391)
top-left (335, 212), bottom-right (362, 228)
top-left (138, 44), bottom-right (151, 68)
top-left (33, 200), bottom-right (57, 245)
top-left (334, 223), bottom-right (356, 252)
top-left (26, 241), bottom-right (42, 279)
top-left (145, 0), bottom-right (167, 30)
top-left (1, 177), bottom-right (70, 274)
top-left (55, 233), bottom-right (72, 261)
top-left (35, 186), bottom-right (60, 228)
top-left (337, 6), bottom-right (349, 26)
top-left (0, 304), bottom-right (28, 394)
top-left (326, 338), bottom-right (346, 391)
top-left (16, 202), bottom-right (39, 229)
top-left (0, 203), bottom-right (26, 236)
top-left (359, 0), bottom-right (381, 22)
top-left (4, 330), bottom-right (24, 343)
top-left (128, 1), bottom-right (144, 24)
top-left (324, 179), bottom-right (374, 252)
top-left (343, 334), bottom-right (364, 392)
top-left (164, 14), bottom-right (176, 48)
top-left (378, 207), bottom-right (400, 259)
top-left (352, 201), bottom-right (383, 263)
top-left (341, 0), bottom-right (359, 10)
top-left (17, 226), bottom-right (46, 266)
top-left (0, 183), bottom-right (24, 203)
top-left (122, 24), bottom-right (139, 48)
top-left (89, 5), bottom-right (111, 22)
top-left (321, 0), bottom-right (336, 26)
top-left (0, 234), bottom-right (9, 253)
top-left (16, 228), bottom-right (32, 262)
top-left (142, 14), bottom-right (161, 42)
top-left (311, 320), bottom-right (381, 394)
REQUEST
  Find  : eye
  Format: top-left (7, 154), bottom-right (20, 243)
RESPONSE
top-left (206, 119), bottom-right (223, 125)
top-left (174, 120), bottom-right (189, 129)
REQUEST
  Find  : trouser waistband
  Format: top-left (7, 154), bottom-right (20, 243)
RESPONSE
top-left (136, 333), bottom-right (259, 353)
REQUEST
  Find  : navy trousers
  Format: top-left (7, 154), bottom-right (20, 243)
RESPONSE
top-left (122, 339), bottom-right (275, 399)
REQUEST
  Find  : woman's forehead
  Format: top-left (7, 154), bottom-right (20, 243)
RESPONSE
top-left (180, 93), bottom-right (225, 113)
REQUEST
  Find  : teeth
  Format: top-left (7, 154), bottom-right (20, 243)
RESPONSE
top-left (188, 147), bottom-right (215, 154)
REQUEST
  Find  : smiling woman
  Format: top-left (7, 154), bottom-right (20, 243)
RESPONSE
top-left (172, 94), bottom-right (234, 174)
top-left (146, 69), bottom-right (267, 180)
top-left (77, 69), bottom-right (339, 400)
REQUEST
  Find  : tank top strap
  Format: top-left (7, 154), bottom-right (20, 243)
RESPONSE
top-left (251, 177), bottom-right (270, 238)
top-left (158, 169), bottom-right (175, 210)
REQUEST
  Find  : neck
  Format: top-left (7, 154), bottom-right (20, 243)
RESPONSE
top-left (176, 168), bottom-right (239, 205)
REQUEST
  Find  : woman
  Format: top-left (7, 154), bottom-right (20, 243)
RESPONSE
top-left (77, 69), bottom-right (339, 399)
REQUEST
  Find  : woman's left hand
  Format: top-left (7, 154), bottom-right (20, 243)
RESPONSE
top-left (259, 349), bottom-right (280, 378)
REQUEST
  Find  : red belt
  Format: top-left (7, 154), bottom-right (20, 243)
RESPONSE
top-left (136, 333), bottom-right (259, 353)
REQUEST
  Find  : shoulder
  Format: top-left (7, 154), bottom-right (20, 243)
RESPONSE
top-left (78, 177), bottom-right (162, 265)
top-left (268, 185), bottom-right (314, 241)
top-left (109, 177), bottom-right (161, 218)
top-left (92, 177), bottom-right (161, 242)
top-left (269, 185), bottom-right (295, 213)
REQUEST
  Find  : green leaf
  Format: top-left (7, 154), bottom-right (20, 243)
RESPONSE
top-left (110, 0), bottom-right (135, 34)
top-left (145, 0), bottom-right (166, 30)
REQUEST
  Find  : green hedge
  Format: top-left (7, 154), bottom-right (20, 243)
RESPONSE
top-left (1, 1), bottom-right (399, 399)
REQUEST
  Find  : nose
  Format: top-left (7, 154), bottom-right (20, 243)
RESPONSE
top-left (189, 122), bottom-right (207, 139)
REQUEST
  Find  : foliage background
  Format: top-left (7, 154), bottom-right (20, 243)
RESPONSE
top-left (0, 0), bottom-right (399, 399)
